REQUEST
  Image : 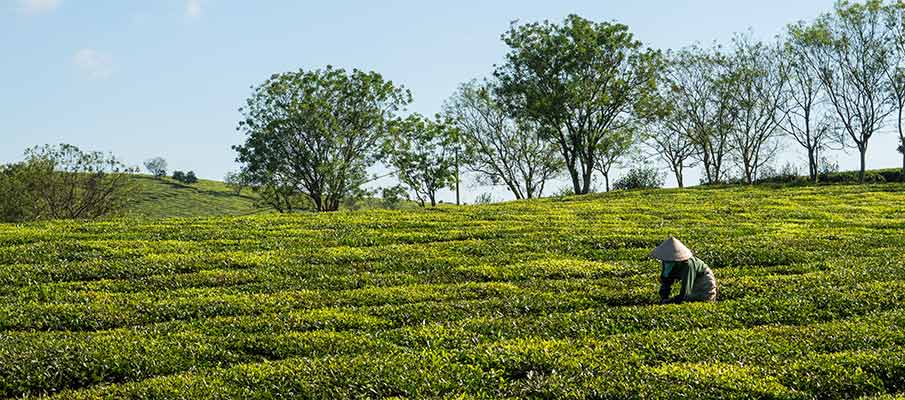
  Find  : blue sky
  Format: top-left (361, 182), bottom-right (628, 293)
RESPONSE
top-left (2, 0), bottom-right (901, 202)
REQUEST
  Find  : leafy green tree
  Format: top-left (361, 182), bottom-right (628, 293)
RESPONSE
top-left (444, 79), bottom-right (561, 199)
top-left (0, 144), bottom-right (136, 222)
top-left (172, 170), bottom-right (186, 182)
top-left (793, 0), bottom-right (895, 183)
top-left (0, 162), bottom-right (39, 221)
top-left (224, 169), bottom-right (250, 195)
top-left (184, 171), bottom-right (198, 184)
top-left (380, 185), bottom-right (409, 209)
top-left (249, 175), bottom-right (310, 212)
top-left (494, 14), bottom-right (659, 194)
top-left (234, 66), bottom-right (411, 212)
top-left (381, 114), bottom-right (457, 207)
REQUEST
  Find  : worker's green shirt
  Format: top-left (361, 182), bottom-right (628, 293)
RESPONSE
top-left (659, 257), bottom-right (717, 303)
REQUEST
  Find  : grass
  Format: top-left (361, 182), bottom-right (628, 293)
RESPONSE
top-left (123, 175), bottom-right (262, 218)
top-left (2, 183), bottom-right (905, 398)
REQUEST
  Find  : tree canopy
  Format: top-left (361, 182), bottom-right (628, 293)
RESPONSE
top-left (234, 66), bottom-right (411, 212)
top-left (494, 14), bottom-right (660, 194)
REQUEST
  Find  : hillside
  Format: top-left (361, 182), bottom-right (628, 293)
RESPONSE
top-left (124, 175), bottom-right (262, 218)
top-left (2, 184), bottom-right (905, 398)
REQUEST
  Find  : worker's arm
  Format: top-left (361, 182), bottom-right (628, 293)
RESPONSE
top-left (670, 268), bottom-right (692, 304)
top-left (659, 277), bottom-right (676, 304)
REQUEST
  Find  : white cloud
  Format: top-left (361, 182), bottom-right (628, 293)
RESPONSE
top-left (19, 0), bottom-right (61, 15)
top-left (185, 0), bottom-right (202, 18)
top-left (72, 48), bottom-right (114, 79)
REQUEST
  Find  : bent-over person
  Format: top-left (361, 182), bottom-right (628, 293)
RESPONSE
top-left (650, 236), bottom-right (717, 304)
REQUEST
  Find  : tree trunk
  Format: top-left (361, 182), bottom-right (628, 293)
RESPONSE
top-left (674, 164), bottom-right (684, 189)
top-left (567, 164), bottom-right (581, 195)
top-left (580, 166), bottom-right (593, 194)
top-left (807, 148), bottom-right (817, 183)
top-left (859, 147), bottom-right (867, 184)
top-left (604, 173), bottom-right (610, 192)
top-left (454, 150), bottom-right (460, 206)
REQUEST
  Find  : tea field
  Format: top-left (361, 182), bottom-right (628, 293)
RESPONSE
top-left (2, 184), bottom-right (905, 399)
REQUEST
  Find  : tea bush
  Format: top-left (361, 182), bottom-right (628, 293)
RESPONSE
top-left (1, 184), bottom-right (905, 398)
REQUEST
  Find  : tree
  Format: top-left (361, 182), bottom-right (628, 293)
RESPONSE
top-left (885, 1), bottom-right (905, 175)
top-left (0, 162), bottom-right (40, 221)
top-left (0, 144), bottom-right (137, 222)
top-left (234, 66), bottom-right (410, 212)
top-left (224, 170), bottom-right (250, 195)
top-left (593, 126), bottom-right (635, 192)
top-left (642, 69), bottom-right (697, 188)
top-left (727, 36), bottom-right (788, 184)
top-left (144, 157), bottom-right (167, 179)
top-left (184, 171), bottom-right (198, 184)
top-left (494, 14), bottom-right (660, 194)
top-left (794, 0), bottom-right (895, 183)
top-left (248, 174), bottom-right (310, 212)
top-left (667, 46), bottom-right (736, 184)
top-left (443, 79), bottom-right (561, 199)
top-left (380, 185), bottom-right (409, 210)
top-left (780, 24), bottom-right (837, 182)
top-left (381, 114), bottom-right (457, 207)
top-left (172, 170), bottom-right (186, 182)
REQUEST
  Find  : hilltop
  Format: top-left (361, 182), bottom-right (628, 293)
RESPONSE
top-left (123, 175), bottom-right (261, 219)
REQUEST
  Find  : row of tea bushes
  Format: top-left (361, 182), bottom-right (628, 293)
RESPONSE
top-left (2, 184), bottom-right (905, 397)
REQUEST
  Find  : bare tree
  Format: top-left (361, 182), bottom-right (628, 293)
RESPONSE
top-left (667, 46), bottom-right (735, 184)
top-left (444, 80), bottom-right (561, 200)
top-left (780, 25), bottom-right (837, 182)
top-left (642, 90), bottom-right (697, 188)
top-left (144, 157), bottom-right (167, 179)
top-left (885, 1), bottom-right (905, 174)
top-left (593, 127), bottom-right (635, 192)
top-left (727, 37), bottom-right (788, 184)
top-left (794, 1), bottom-right (895, 183)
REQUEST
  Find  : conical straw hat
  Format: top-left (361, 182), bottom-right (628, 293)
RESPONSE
top-left (650, 236), bottom-right (693, 261)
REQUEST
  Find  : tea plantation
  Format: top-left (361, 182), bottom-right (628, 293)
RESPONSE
top-left (2, 184), bottom-right (905, 399)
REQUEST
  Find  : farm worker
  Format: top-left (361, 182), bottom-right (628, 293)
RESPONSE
top-left (650, 236), bottom-right (718, 304)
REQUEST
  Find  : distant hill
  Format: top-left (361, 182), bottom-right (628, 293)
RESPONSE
top-left (123, 175), bottom-right (263, 219)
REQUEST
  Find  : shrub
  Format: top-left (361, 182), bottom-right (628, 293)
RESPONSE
top-left (172, 170), bottom-right (186, 182)
top-left (172, 170), bottom-right (198, 184)
top-left (474, 193), bottom-right (494, 204)
top-left (552, 186), bottom-right (576, 197)
top-left (612, 166), bottom-right (664, 190)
